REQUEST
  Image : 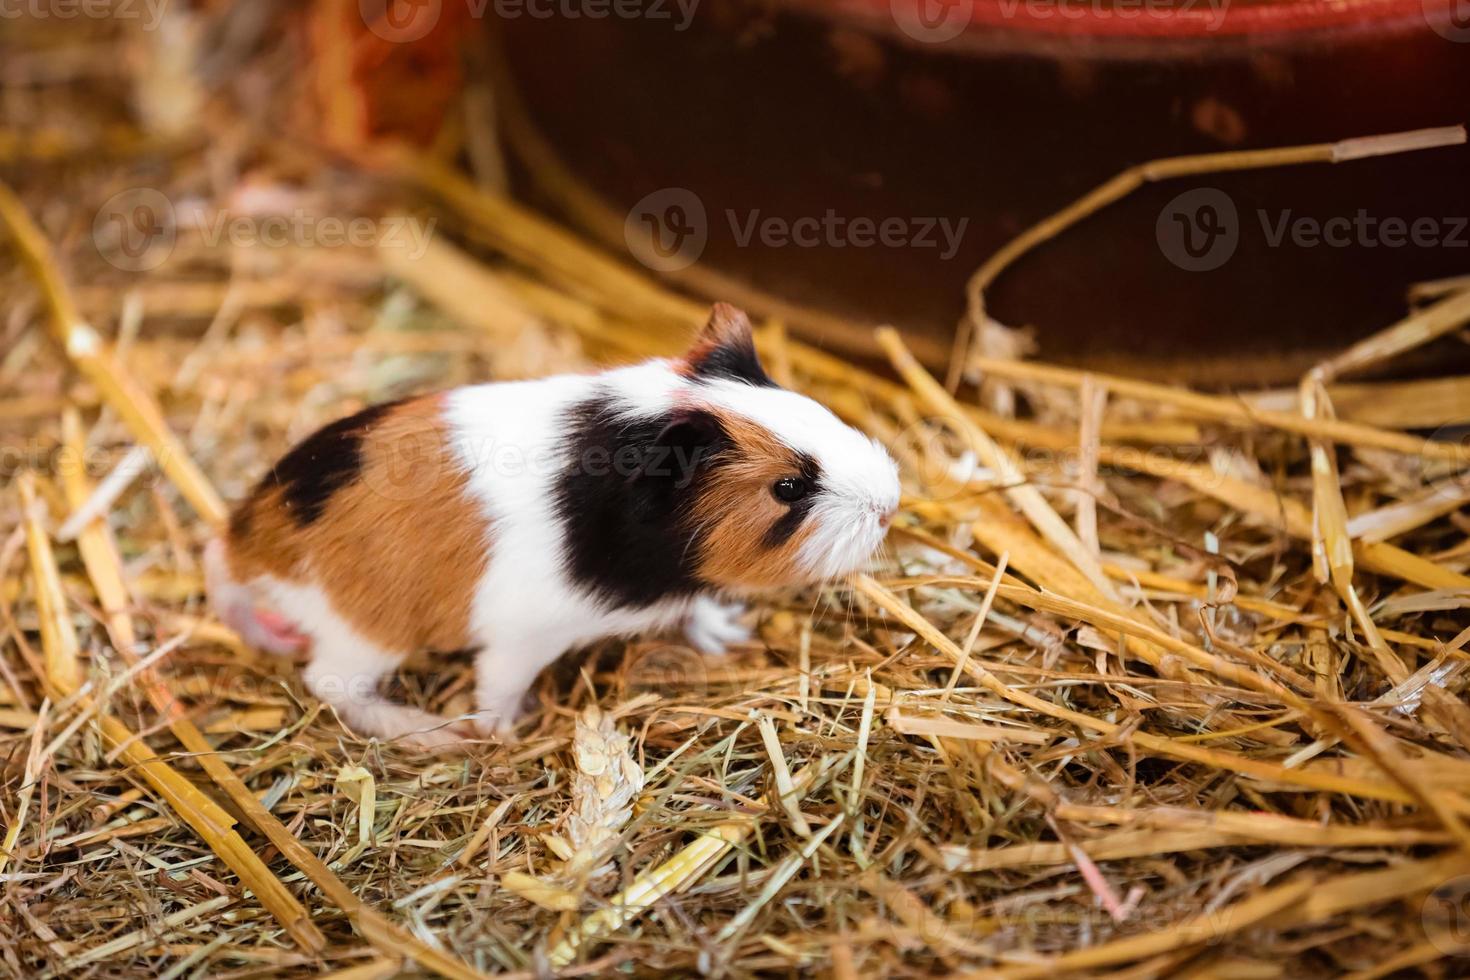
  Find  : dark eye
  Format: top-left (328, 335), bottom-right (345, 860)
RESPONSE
top-left (772, 477), bottom-right (807, 503)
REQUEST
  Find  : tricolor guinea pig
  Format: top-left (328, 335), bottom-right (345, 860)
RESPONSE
top-left (205, 304), bottom-right (900, 749)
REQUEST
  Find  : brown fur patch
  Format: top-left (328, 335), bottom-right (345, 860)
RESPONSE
top-left (677, 340), bottom-right (718, 379)
top-left (692, 413), bottom-right (818, 589)
top-left (226, 487), bottom-right (303, 582)
top-left (697, 303), bottom-right (751, 350)
top-left (226, 396), bottom-right (490, 652)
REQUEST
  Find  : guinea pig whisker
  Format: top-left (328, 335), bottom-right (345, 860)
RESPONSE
top-left (806, 587), bottom-right (825, 627)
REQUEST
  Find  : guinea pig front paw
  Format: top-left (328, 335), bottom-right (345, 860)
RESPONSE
top-left (684, 597), bottom-right (752, 656)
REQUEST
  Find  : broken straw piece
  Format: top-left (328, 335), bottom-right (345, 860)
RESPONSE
top-left (56, 445), bottom-right (152, 542)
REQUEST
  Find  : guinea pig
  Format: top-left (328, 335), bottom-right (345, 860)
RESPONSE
top-left (205, 304), bottom-right (900, 749)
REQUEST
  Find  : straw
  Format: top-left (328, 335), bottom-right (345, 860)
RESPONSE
top-left (6, 42), bottom-right (1470, 972)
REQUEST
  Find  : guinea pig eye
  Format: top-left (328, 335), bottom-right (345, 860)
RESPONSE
top-left (772, 477), bottom-right (807, 503)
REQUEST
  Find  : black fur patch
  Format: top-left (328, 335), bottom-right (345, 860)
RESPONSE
top-left (763, 452), bottom-right (822, 548)
top-left (688, 336), bottom-right (775, 388)
top-left (553, 393), bottom-right (728, 607)
top-left (259, 400), bottom-right (401, 526)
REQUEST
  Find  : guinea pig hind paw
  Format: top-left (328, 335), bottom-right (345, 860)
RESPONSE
top-left (684, 598), bottom-right (752, 656)
top-left (253, 608), bottom-right (311, 653)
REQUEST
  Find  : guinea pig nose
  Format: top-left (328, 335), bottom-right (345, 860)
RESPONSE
top-left (877, 505), bottom-right (896, 528)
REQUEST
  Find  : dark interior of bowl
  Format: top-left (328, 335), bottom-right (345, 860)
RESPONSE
top-left (494, 2), bottom-right (1470, 384)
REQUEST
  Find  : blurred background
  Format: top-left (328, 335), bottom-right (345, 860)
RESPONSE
top-left (492, 0), bottom-right (1470, 382)
top-left (3, 0), bottom-right (1467, 390)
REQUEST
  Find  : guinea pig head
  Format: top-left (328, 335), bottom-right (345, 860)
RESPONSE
top-left (673, 305), bottom-right (901, 590)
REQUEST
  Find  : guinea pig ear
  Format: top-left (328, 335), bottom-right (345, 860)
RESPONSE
top-left (651, 409), bottom-right (726, 483)
top-left (628, 409), bottom-right (726, 521)
top-left (683, 304), bottom-right (774, 387)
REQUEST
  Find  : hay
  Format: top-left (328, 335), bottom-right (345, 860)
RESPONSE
top-left (4, 8), bottom-right (1470, 978)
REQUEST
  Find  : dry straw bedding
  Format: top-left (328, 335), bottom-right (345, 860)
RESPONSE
top-left (5, 19), bottom-right (1470, 980)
